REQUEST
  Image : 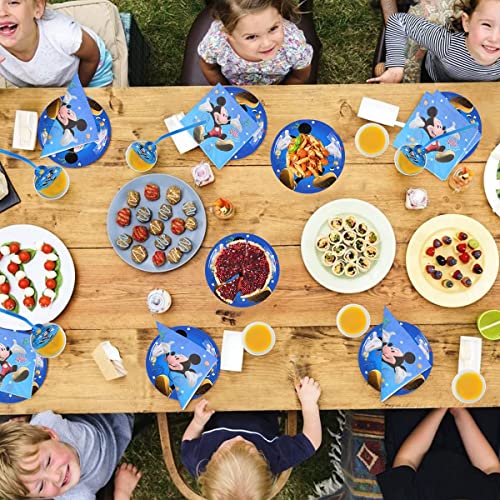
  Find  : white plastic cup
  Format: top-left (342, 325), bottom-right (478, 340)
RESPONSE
top-left (336, 304), bottom-right (371, 338)
top-left (451, 370), bottom-right (486, 404)
top-left (242, 322), bottom-right (276, 356)
top-left (354, 123), bottom-right (389, 158)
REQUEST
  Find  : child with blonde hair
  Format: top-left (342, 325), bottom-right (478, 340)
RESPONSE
top-left (182, 376), bottom-right (322, 500)
top-left (0, 412), bottom-right (141, 499)
top-left (0, 0), bottom-right (113, 87)
top-left (368, 0), bottom-right (500, 83)
top-left (198, 0), bottom-right (313, 85)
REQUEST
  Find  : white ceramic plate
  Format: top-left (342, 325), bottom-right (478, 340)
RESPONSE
top-left (301, 199), bottom-right (396, 293)
top-left (483, 144), bottom-right (500, 217)
top-left (406, 214), bottom-right (498, 308)
top-left (0, 225), bottom-right (75, 330)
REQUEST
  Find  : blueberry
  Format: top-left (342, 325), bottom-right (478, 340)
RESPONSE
top-left (452, 270), bottom-right (463, 280)
top-left (433, 238), bottom-right (443, 248)
top-left (461, 277), bottom-right (472, 287)
top-left (471, 249), bottom-right (482, 259)
top-left (442, 236), bottom-right (452, 245)
top-left (433, 270), bottom-right (443, 280)
top-left (472, 264), bottom-right (483, 274)
top-left (425, 265), bottom-right (435, 274)
top-left (436, 255), bottom-right (446, 266)
top-left (446, 256), bottom-right (457, 266)
top-left (442, 279), bottom-right (454, 289)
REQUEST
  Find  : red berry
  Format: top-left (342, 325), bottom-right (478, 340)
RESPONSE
top-left (458, 232), bottom-right (468, 241)
top-left (472, 264), bottom-right (483, 274)
top-left (425, 247), bottom-right (435, 257)
top-left (433, 239), bottom-right (442, 248)
top-left (452, 270), bottom-right (463, 280)
top-left (459, 253), bottom-right (470, 264)
top-left (456, 243), bottom-right (467, 253)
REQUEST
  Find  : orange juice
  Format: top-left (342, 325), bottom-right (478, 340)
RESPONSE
top-left (31, 324), bottom-right (66, 358)
top-left (126, 142), bottom-right (157, 172)
top-left (395, 149), bottom-right (424, 176)
top-left (243, 322), bottom-right (275, 355)
top-left (356, 124), bottom-right (388, 156)
top-left (455, 371), bottom-right (485, 402)
top-left (34, 166), bottom-right (70, 200)
top-left (336, 304), bottom-right (370, 338)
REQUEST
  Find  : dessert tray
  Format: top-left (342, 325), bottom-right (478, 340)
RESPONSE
top-left (0, 225), bottom-right (75, 330)
top-left (107, 174), bottom-right (207, 273)
top-left (406, 214), bottom-right (498, 307)
top-left (301, 199), bottom-right (396, 293)
top-left (205, 233), bottom-right (280, 307)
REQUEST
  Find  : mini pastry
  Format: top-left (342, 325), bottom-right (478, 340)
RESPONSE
top-left (116, 233), bottom-right (132, 250)
top-left (116, 208), bottom-right (131, 227)
top-left (132, 225), bottom-right (149, 242)
top-left (136, 206), bottom-right (152, 223)
top-left (185, 216), bottom-right (197, 231)
top-left (131, 245), bottom-right (147, 264)
top-left (167, 247), bottom-right (182, 264)
top-left (155, 234), bottom-right (172, 250)
top-left (316, 236), bottom-right (330, 252)
top-left (0, 172), bottom-right (9, 201)
top-left (127, 190), bottom-right (140, 208)
top-left (171, 218), bottom-right (185, 235)
top-left (166, 185), bottom-right (182, 204)
top-left (152, 250), bottom-right (166, 267)
top-left (158, 203), bottom-right (173, 221)
top-left (178, 237), bottom-right (192, 253)
top-left (144, 183), bottom-right (160, 201)
top-left (149, 219), bottom-right (164, 235)
top-left (182, 201), bottom-right (197, 216)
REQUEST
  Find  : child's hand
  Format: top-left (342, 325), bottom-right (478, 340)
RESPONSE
top-left (193, 399), bottom-right (215, 427)
top-left (367, 67), bottom-right (404, 84)
top-left (295, 376), bottom-right (321, 409)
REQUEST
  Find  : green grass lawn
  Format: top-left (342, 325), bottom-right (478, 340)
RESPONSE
top-left (52, 1), bottom-right (382, 497)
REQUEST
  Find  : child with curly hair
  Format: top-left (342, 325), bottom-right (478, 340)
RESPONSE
top-left (198, 0), bottom-right (313, 85)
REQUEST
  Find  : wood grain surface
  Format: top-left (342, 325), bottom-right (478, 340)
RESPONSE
top-left (0, 83), bottom-right (498, 414)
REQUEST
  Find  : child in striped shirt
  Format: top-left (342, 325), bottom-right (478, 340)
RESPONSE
top-left (368, 0), bottom-right (500, 83)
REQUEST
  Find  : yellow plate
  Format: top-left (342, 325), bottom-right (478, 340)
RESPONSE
top-left (406, 214), bottom-right (498, 308)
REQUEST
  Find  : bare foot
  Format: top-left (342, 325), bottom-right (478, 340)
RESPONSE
top-left (114, 463), bottom-right (142, 500)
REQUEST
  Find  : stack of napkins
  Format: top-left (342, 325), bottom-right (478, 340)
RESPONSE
top-left (361, 308), bottom-right (432, 402)
top-left (393, 91), bottom-right (481, 180)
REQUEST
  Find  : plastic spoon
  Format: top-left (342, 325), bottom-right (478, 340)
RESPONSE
top-left (401, 124), bottom-right (479, 167)
top-left (125, 120), bottom-right (207, 172)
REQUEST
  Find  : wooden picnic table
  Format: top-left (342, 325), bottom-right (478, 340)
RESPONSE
top-left (0, 83), bottom-right (498, 414)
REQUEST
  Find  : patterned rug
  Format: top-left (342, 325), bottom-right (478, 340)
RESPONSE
top-left (311, 411), bottom-right (386, 500)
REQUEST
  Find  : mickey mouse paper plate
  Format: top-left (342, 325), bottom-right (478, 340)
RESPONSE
top-left (146, 325), bottom-right (220, 406)
top-left (358, 321), bottom-right (433, 397)
top-left (38, 97), bottom-right (111, 167)
top-left (271, 119), bottom-right (345, 194)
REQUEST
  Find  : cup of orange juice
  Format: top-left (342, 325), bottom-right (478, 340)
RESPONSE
top-left (355, 123), bottom-right (389, 158)
top-left (125, 141), bottom-right (158, 173)
top-left (30, 323), bottom-right (67, 358)
top-left (33, 165), bottom-right (70, 200)
top-left (242, 322), bottom-right (276, 356)
top-left (451, 370), bottom-right (486, 404)
top-left (336, 304), bottom-right (371, 338)
top-left (394, 146), bottom-right (424, 176)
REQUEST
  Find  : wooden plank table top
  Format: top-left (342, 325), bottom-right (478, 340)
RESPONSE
top-left (0, 83), bottom-right (498, 414)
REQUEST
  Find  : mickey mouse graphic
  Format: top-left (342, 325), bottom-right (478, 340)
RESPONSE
top-left (151, 338), bottom-right (203, 397)
top-left (0, 341), bottom-right (29, 385)
top-left (363, 329), bottom-right (416, 385)
top-left (193, 96), bottom-right (242, 151)
top-left (409, 106), bottom-right (455, 163)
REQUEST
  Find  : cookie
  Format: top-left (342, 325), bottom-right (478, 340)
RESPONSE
top-left (116, 233), bottom-right (132, 250)
top-left (182, 201), bottom-right (197, 216)
top-left (116, 208), bottom-right (131, 227)
top-left (185, 216), bottom-right (197, 231)
top-left (127, 190), bottom-right (140, 208)
top-left (167, 247), bottom-right (182, 264)
top-left (144, 183), bottom-right (160, 201)
top-left (171, 218), bottom-right (185, 235)
top-left (131, 245), bottom-right (148, 264)
top-left (152, 250), bottom-right (166, 267)
top-left (166, 185), bottom-right (181, 205)
top-left (136, 206), bottom-right (152, 223)
top-left (178, 237), bottom-right (192, 253)
top-left (132, 226), bottom-right (149, 242)
top-left (149, 219), bottom-right (164, 235)
top-left (155, 234), bottom-right (172, 250)
top-left (158, 203), bottom-right (173, 221)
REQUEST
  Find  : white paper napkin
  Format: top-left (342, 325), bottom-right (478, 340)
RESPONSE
top-left (220, 330), bottom-right (244, 372)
